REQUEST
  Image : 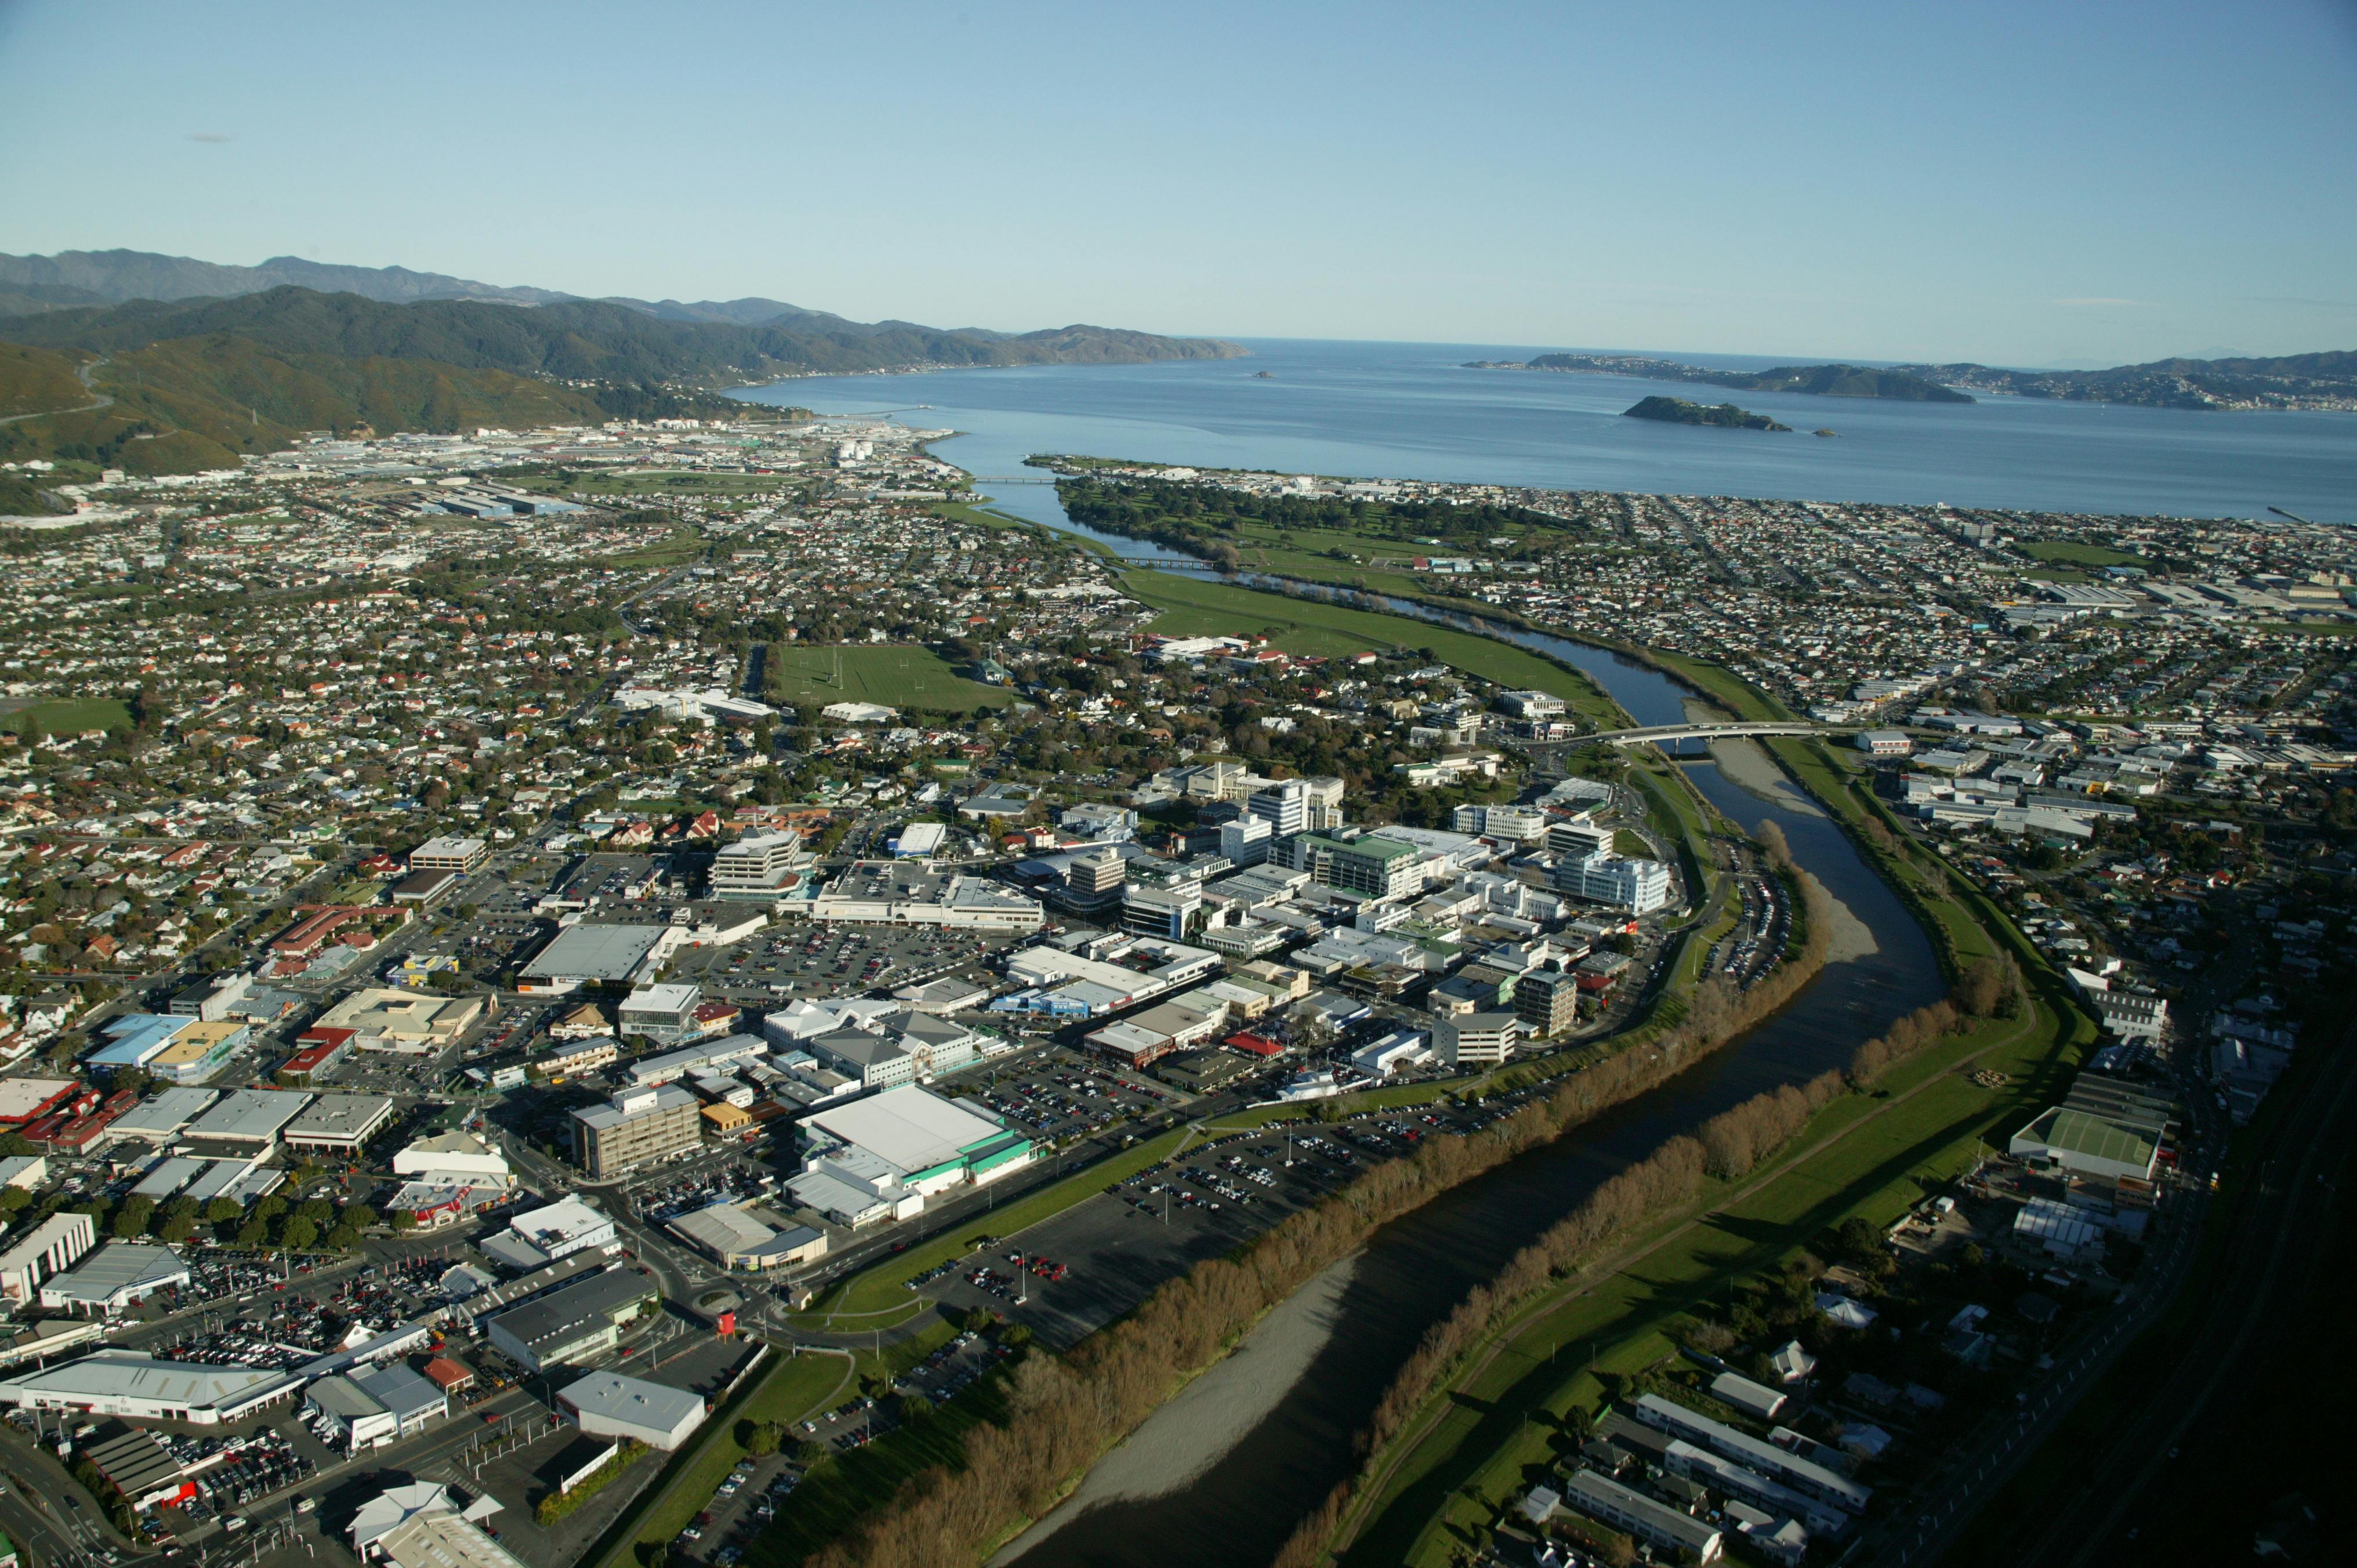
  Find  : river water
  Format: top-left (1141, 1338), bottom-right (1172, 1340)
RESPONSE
top-left (732, 353), bottom-right (1964, 1563)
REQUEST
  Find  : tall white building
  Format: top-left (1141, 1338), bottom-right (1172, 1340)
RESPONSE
top-left (709, 832), bottom-right (804, 901)
top-left (1246, 779), bottom-right (1311, 837)
top-left (1218, 815), bottom-right (1274, 867)
top-left (1553, 852), bottom-right (1672, 914)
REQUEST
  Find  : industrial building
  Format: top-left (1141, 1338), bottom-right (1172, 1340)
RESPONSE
top-left (669, 1203), bottom-right (828, 1272)
top-left (0, 1349), bottom-right (303, 1425)
top-left (105, 1087), bottom-right (222, 1147)
top-left (571, 1084), bottom-right (702, 1177)
top-left (2007, 1106), bottom-right (2160, 1182)
top-left (282, 1094), bottom-right (397, 1156)
top-left (39, 1243), bottom-right (193, 1315)
top-left (484, 1268), bottom-right (658, 1372)
top-left (559, 1371), bottom-right (708, 1450)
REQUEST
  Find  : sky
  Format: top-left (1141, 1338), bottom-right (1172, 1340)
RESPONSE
top-left (3, 0), bottom-right (2355, 365)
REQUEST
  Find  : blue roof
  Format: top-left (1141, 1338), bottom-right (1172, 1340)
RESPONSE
top-left (88, 1015), bottom-right (190, 1066)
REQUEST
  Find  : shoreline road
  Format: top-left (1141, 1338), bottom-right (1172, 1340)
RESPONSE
top-left (1883, 1021), bottom-right (2357, 1567)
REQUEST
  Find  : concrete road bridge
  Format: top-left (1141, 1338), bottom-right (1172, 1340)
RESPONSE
top-left (1568, 721), bottom-right (1854, 749)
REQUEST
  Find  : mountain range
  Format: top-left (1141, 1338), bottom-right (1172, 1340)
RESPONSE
top-left (0, 249), bottom-right (1245, 481)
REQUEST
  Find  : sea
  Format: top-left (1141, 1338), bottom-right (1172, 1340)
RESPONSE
top-left (733, 335), bottom-right (2357, 526)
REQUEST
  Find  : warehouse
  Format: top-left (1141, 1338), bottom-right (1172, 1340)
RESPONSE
top-left (282, 1094), bottom-right (397, 1156)
top-left (484, 1268), bottom-right (658, 1372)
top-left (0, 1349), bottom-right (303, 1424)
top-left (306, 1362), bottom-right (449, 1453)
top-left (518, 924), bottom-right (677, 996)
top-left (669, 1203), bottom-right (828, 1272)
top-left (557, 1370), bottom-right (707, 1450)
top-left (104, 1087), bottom-right (222, 1147)
top-left (2007, 1106), bottom-right (2159, 1182)
top-left (185, 1088), bottom-right (313, 1151)
top-left (39, 1243), bottom-right (193, 1315)
top-left (797, 1086), bottom-right (1031, 1211)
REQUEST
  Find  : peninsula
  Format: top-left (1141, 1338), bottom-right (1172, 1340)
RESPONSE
top-left (1468, 351), bottom-right (1972, 402)
top-left (1623, 394), bottom-right (1790, 430)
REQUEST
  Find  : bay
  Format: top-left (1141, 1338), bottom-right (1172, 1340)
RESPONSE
top-left (734, 336), bottom-right (2357, 525)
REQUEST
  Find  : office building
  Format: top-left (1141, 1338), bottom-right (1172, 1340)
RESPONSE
top-left (617, 983), bottom-right (703, 1046)
top-left (1553, 852), bottom-right (1673, 914)
top-left (1217, 814), bottom-right (1273, 868)
top-left (1277, 834), bottom-right (1425, 898)
top-left (282, 1095), bottom-right (397, 1157)
top-left (1433, 1011), bottom-right (1521, 1068)
top-left (1515, 968), bottom-right (1581, 1037)
top-left (1245, 779), bottom-right (1311, 836)
top-left (571, 1085), bottom-right (701, 1177)
top-left (1067, 847), bottom-right (1127, 896)
top-left (408, 837), bottom-right (489, 875)
top-left (709, 833), bottom-right (805, 901)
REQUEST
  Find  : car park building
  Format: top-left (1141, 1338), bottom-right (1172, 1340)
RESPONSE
top-left (484, 1267), bottom-right (659, 1372)
top-left (282, 1094), bottom-right (396, 1157)
top-left (571, 1084), bottom-right (701, 1177)
top-left (409, 836), bottom-right (489, 874)
top-left (559, 1370), bottom-right (708, 1450)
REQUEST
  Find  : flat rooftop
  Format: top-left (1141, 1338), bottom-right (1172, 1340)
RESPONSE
top-left (283, 1094), bottom-right (395, 1143)
top-left (804, 1086), bottom-right (1004, 1174)
top-left (186, 1088), bottom-right (313, 1144)
top-left (523, 924), bottom-right (666, 982)
top-left (559, 1369), bottom-right (704, 1428)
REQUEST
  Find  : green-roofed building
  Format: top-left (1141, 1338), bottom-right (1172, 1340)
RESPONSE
top-left (1278, 833), bottom-right (1424, 898)
top-left (2008, 1105), bottom-right (2159, 1182)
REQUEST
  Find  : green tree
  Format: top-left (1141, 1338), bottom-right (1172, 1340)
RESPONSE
top-left (205, 1197), bottom-right (242, 1225)
top-left (237, 1218), bottom-right (267, 1247)
top-left (280, 1215), bottom-right (319, 1250)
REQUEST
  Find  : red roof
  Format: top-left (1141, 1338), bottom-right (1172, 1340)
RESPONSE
top-left (1226, 1032), bottom-right (1284, 1057)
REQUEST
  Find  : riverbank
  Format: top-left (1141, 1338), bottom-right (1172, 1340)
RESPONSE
top-left (992, 1256), bottom-right (1361, 1563)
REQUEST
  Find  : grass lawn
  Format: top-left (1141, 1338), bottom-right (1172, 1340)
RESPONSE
top-left (764, 644), bottom-right (1010, 713)
top-left (795, 1127), bottom-right (1195, 1322)
top-left (2018, 540), bottom-right (2148, 568)
top-left (1638, 649), bottom-right (1794, 723)
top-left (1116, 569), bottom-right (1626, 727)
top-left (599, 528), bottom-right (710, 569)
top-left (1, 696), bottom-right (133, 739)
top-left (574, 471), bottom-right (796, 498)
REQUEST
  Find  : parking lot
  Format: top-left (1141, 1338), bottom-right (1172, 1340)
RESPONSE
top-left (666, 918), bottom-right (1014, 1006)
top-left (916, 1121), bottom-right (1386, 1348)
top-left (965, 1049), bottom-right (1177, 1146)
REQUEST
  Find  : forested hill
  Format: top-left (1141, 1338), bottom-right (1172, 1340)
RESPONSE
top-left (0, 286), bottom-right (1243, 476)
top-left (1478, 352), bottom-right (1972, 402)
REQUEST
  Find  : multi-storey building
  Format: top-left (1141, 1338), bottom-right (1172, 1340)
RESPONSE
top-left (570, 1086), bottom-right (701, 1177)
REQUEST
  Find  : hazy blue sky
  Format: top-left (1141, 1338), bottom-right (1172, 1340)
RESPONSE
top-left (3, 0), bottom-right (2354, 365)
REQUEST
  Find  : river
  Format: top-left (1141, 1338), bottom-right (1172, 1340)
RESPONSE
top-left (733, 357), bottom-right (1954, 1564)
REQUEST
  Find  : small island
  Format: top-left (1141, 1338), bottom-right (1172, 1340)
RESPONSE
top-left (1623, 395), bottom-right (1790, 431)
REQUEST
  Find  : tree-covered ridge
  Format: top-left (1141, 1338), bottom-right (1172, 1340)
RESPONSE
top-left (0, 286), bottom-right (1244, 382)
top-left (1622, 394), bottom-right (1792, 430)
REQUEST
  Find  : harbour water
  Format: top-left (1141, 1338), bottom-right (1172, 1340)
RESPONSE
top-left (737, 336), bottom-right (2357, 524)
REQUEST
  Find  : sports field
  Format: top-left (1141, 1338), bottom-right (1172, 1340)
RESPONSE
top-left (1, 696), bottom-right (132, 739)
top-left (764, 644), bottom-right (1010, 712)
